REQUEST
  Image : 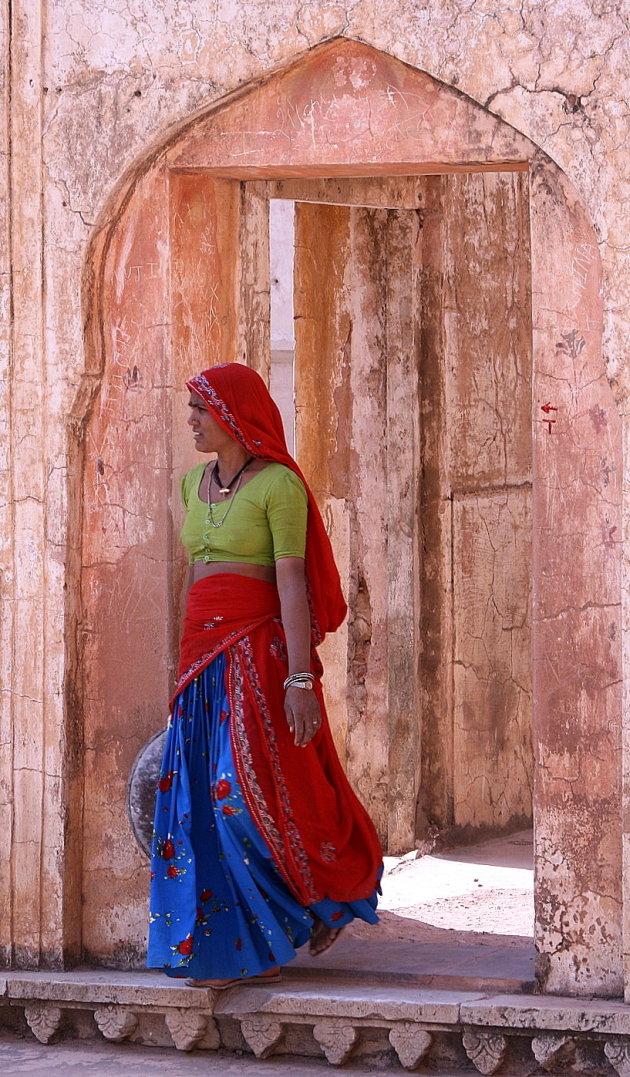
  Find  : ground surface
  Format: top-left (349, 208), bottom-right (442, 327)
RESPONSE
top-left (0, 832), bottom-right (536, 1074)
top-left (291, 829), bottom-right (535, 989)
top-left (375, 828), bottom-right (533, 938)
top-left (0, 1036), bottom-right (479, 1075)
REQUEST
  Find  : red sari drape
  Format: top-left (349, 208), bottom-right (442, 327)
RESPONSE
top-left (174, 574), bottom-right (382, 906)
top-left (186, 364), bottom-right (346, 643)
top-left (179, 363), bottom-right (383, 905)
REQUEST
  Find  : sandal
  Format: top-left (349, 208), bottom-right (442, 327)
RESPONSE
top-left (185, 969), bottom-right (282, 990)
top-left (309, 919), bottom-right (346, 957)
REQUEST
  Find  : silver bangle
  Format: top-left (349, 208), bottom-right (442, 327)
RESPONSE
top-left (284, 672), bottom-right (315, 691)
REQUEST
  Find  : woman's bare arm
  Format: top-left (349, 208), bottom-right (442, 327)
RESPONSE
top-left (275, 556), bottom-right (322, 748)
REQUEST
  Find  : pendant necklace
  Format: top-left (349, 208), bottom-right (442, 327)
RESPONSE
top-left (204, 457), bottom-right (253, 532)
top-left (213, 456), bottom-right (252, 496)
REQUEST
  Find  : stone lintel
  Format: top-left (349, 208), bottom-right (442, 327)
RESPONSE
top-left (217, 984), bottom-right (486, 1024)
top-left (460, 993), bottom-right (630, 1034)
top-left (6, 973), bottom-right (630, 1035)
top-left (5, 971), bottom-right (630, 1038)
top-left (3, 971), bottom-right (630, 1070)
top-left (4, 970), bottom-right (196, 1008)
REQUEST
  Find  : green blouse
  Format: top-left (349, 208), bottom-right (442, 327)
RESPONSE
top-left (180, 461), bottom-right (308, 567)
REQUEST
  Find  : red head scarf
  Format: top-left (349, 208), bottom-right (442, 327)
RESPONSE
top-left (186, 364), bottom-right (347, 642)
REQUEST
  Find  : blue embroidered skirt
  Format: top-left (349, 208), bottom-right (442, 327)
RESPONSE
top-left (147, 651), bottom-right (379, 979)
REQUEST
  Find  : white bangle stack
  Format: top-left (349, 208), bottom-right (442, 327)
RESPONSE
top-left (283, 672), bottom-right (315, 691)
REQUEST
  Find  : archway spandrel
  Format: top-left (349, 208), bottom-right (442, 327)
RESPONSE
top-left (168, 38), bottom-right (532, 177)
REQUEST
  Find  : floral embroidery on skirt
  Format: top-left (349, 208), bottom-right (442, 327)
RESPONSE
top-left (147, 651), bottom-right (379, 980)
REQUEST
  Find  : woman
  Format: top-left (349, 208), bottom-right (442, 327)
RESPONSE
top-left (148, 363), bottom-right (383, 989)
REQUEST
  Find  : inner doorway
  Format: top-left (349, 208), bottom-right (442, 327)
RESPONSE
top-left (267, 174), bottom-right (533, 858)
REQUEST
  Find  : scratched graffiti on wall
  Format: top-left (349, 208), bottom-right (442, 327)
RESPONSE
top-left (570, 243), bottom-right (598, 303)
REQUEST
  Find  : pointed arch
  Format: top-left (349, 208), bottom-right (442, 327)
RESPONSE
top-left (75, 38), bottom-right (622, 997)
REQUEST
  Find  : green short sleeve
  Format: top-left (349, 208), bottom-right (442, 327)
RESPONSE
top-left (264, 469), bottom-right (308, 561)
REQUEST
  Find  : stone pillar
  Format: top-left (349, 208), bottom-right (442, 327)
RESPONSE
top-left (344, 206), bottom-right (391, 845)
top-left (416, 170), bottom-right (534, 841)
top-left (1, 0), bottom-right (82, 969)
top-left (294, 196), bottom-right (424, 853)
top-left (293, 201), bottom-right (353, 767)
top-left (442, 170), bottom-right (533, 835)
top-left (236, 181), bottom-right (271, 381)
top-left (383, 208), bottom-right (423, 854)
top-left (79, 169), bottom-right (271, 963)
top-left (0, 0), bottom-right (15, 967)
top-left (530, 160), bottom-right (623, 997)
top-left (80, 164), bottom-right (174, 964)
top-left (623, 414), bottom-right (630, 1004)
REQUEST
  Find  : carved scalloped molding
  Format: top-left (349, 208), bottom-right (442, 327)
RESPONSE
top-left (531, 1033), bottom-right (576, 1071)
top-left (24, 1003), bottom-right (63, 1044)
top-left (389, 1024), bottom-right (433, 1069)
top-left (606, 1040), bottom-right (630, 1077)
top-left (18, 994), bottom-right (630, 1073)
top-left (94, 1006), bottom-right (138, 1042)
top-left (240, 1017), bottom-right (284, 1059)
top-left (463, 1030), bottom-right (508, 1075)
top-left (313, 1021), bottom-right (358, 1066)
top-left (165, 1008), bottom-right (218, 1051)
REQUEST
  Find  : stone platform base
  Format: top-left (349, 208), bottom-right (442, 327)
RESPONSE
top-left (2, 969), bottom-right (630, 1074)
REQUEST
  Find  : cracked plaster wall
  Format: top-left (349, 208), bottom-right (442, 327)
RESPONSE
top-left (0, 0), bottom-right (628, 999)
top-left (27, 0), bottom-right (630, 400)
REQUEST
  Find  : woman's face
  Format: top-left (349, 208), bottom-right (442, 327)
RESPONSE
top-left (187, 392), bottom-right (231, 454)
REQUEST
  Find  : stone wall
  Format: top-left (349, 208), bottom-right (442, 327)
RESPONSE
top-left (1, 0), bottom-right (628, 1002)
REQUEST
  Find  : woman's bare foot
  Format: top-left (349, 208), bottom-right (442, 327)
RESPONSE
top-left (186, 967), bottom-right (281, 990)
top-left (309, 919), bottom-right (346, 956)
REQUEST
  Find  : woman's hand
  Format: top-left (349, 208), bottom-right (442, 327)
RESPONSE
top-left (284, 685), bottom-right (322, 747)
top-left (275, 556), bottom-right (322, 747)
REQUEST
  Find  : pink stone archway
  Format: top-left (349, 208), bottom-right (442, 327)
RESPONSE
top-left (79, 39), bottom-right (622, 997)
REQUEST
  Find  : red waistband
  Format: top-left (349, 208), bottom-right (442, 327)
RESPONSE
top-left (186, 573), bottom-right (280, 622)
top-left (174, 574), bottom-right (281, 700)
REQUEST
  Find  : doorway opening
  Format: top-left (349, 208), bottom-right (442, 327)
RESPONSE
top-left (269, 199), bottom-right (296, 456)
top-left (266, 175), bottom-right (534, 982)
top-left (267, 175), bottom-right (533, 857)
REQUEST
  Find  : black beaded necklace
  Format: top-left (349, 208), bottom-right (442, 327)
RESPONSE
top-left (204, 456), bottom-right (254, 534)
top-left (212, 456), bottom-right (253, 497)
